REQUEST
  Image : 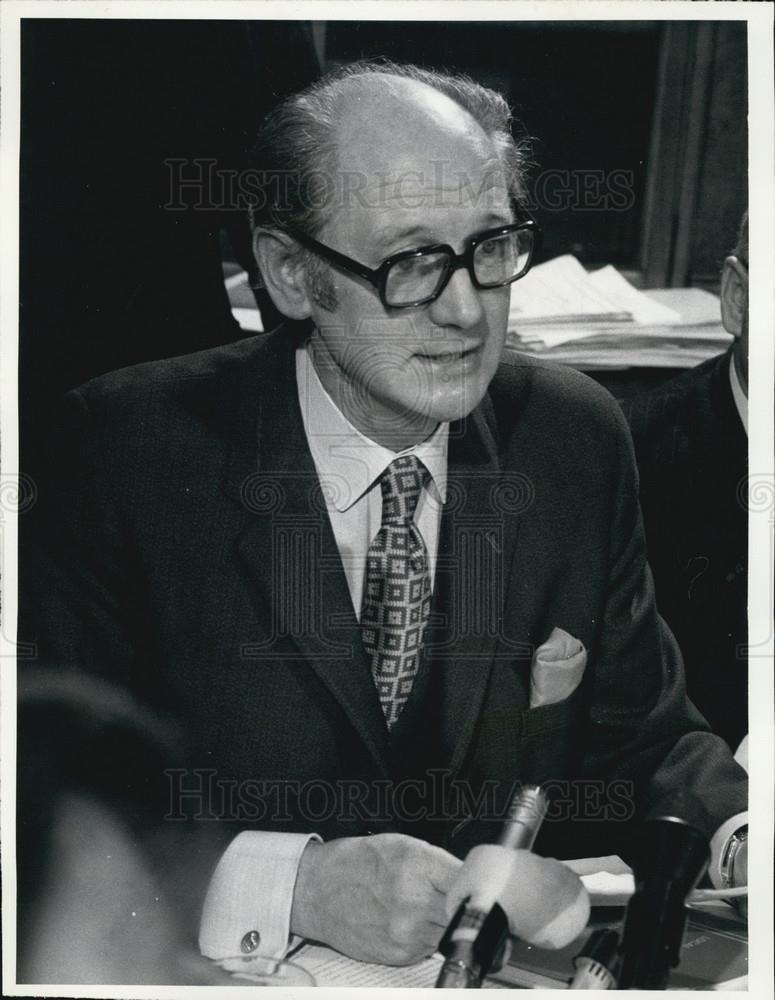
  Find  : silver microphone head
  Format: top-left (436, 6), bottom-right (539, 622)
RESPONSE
top-left (499, 785), bottom-right (548, 851)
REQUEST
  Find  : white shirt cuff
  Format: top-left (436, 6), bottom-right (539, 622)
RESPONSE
top-left (198, 831), bottom-right (322, 960)
top-left (708, 812), bottom-right (748, 888)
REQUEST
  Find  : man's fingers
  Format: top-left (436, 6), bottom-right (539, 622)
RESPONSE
top-left (292, 834), bottom-right (464, 965)
top-left (414, 840), bottom-right (463, 893)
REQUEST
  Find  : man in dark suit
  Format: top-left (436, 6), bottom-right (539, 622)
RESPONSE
top-left (622, 216), bottom-right (748, 753)
top-left (20, 62), bottom-right (747, 974)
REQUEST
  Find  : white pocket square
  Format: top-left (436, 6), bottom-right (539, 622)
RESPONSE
top-left (529, 626), bottom-right (587, 708)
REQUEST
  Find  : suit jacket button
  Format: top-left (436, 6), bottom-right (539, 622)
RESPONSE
top-left (241, 930), bottom-right (261, 953)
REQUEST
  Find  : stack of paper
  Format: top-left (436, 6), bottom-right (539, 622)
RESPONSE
top-left (508, 254), bottom-right (633, 327)
top-left (507, 255), bottom-right (732, 369)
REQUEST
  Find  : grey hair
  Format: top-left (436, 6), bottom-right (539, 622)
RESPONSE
top-left (247, 58), bottom-right (532, 241)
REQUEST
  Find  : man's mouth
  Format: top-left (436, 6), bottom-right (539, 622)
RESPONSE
top-left (414, 344), bottom-right (482, 363)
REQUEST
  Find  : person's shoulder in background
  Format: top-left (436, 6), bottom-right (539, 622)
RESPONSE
top-left (619, 348), bottom-right (734, 474)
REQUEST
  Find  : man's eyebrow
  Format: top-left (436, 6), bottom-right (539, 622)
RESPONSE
top-left (481, 210), bottom-right (515, 228)
top-left (372, 225), bottom-right (435, 251)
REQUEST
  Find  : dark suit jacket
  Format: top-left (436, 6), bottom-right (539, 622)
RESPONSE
top-left (19, 330), bottom-right (746, 880)
top-left (622, 349), bottom-right (747, 750)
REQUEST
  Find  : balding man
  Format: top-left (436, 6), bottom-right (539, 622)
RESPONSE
top-left (20, 62), bottom-right (747, 975)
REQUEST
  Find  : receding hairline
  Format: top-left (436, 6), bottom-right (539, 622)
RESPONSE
top-left (327, 69), bottom-right (491, 127)
top-left (247, 59), bottom-right (531, 239)
top-left (333, 74), bottom-right (501, 186)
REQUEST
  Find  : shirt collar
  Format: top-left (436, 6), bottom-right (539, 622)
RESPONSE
top-left (728, 350), bottom-right (748, 435)
top-left (296, 343), bottom-right (449, 512)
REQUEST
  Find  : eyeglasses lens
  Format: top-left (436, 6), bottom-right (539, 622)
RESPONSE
top-left (473, 229), bottom-right (533, 287)
top-left (384, 251), bottom-right (450, 307)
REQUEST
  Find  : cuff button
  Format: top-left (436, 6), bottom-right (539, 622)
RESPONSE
top-left (241, 930), bottom-right (261, 954)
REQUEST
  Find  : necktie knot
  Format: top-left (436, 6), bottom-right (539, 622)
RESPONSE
top-left (379, 454), bottom-right (427, 526)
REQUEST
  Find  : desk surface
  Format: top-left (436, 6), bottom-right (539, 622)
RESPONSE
top-left (281, 901), bottom-right (747, 990)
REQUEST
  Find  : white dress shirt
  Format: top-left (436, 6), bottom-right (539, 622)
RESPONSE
top-left (729, 350), bottom-right (748, 435)
top-left (199, 342), bottom-right (747, 962)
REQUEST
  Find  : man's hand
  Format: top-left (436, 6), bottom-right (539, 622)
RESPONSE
top-left (290, 833), bottom-right (462, 965)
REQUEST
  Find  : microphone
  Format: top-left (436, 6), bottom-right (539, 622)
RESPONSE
top-left (568, 928), bottom-right (620, 989)
top-left (617, 816), bottom-right (710, 989)
top-left (435, 786), bottom-right (590, 988)
top-left (436, 785), bottom-right (547, 989)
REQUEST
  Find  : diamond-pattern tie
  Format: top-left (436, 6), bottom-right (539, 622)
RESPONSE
top-left (361, 455), bottom-right (432, 729)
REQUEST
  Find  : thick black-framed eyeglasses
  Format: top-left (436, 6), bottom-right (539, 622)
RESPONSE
top-left (287, 219), bottom-right (541, 310)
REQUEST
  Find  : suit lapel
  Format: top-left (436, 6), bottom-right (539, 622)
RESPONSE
top-left (426, 401), bottom-right (525, 778)
top-left (220, 331), bottom-right (391, 775)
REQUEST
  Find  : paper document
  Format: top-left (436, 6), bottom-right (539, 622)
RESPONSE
top-left (645, 286), bottom-right (725, 326)
top-left (588, 265), bottom-right (681, 324)
top-left (291, 944), bottom-right (510, 988)
top-left (509, 254), bottom-right (632, 325)
top-left (506, 255), bottom-right (731, 369)
top-left (293, 944), bottom-right (442, 987)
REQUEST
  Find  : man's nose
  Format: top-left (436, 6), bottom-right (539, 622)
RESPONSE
top-left (428, 264), bottom-right (485, 329)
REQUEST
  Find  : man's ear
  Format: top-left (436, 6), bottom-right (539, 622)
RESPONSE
top-left (720, 255), bottom-right (748, 338)
top-left (253, 230), bottom-right (313, 320)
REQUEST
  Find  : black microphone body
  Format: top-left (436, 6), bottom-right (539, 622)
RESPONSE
top-left (435, 785), bottom-right (547, 989)
top-left (618, 816), bottom-right (710, 989)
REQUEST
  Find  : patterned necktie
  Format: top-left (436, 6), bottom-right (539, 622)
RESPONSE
top-left (361, 454), bottom-right (432, 729)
